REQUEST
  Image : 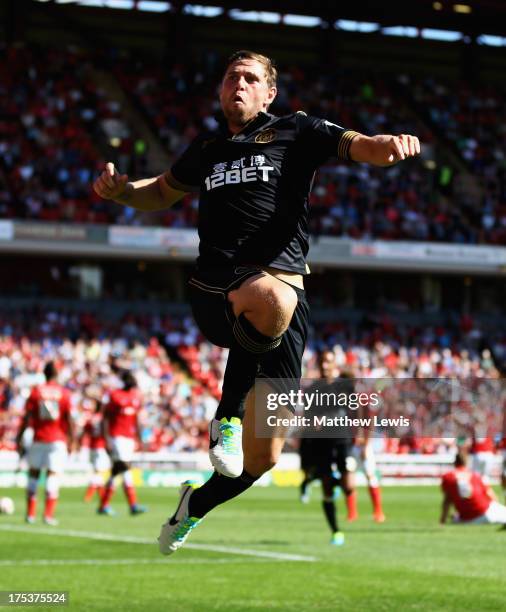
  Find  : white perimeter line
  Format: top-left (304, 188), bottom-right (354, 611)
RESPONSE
top-left (0, 525), bottom-right (317, 563)
top-left (0, 558), bottom-right (262, 566)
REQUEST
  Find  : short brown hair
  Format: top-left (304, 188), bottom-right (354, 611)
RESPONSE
top-left (43, 361), bottom-right (58, 381)
top-left (455, 450), bottom-right (468, 467)
top-left (224, 50), bottom-right (277, 88)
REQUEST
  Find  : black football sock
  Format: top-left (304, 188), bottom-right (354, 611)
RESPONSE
top-left (322, 499), bottom-right (339, 534)
top-left (214, 347), bottom-right (258, 421)
top-left (233, 313), bottom-right (282, 353)
top-left (188, 470), bottom-right (257, 518)
top-left (300, 477), bottom-right (312, 497)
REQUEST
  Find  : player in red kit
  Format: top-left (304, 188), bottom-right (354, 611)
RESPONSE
top-left (348, 433), bottom-right (385, 523)
top-left (346, 379), bottom-right (385, 523)
top-left (81, 397), bottom-right (110, 503)
top-left (16, 362), bottom-right (75, 526)
top-left (440, 450), bottom-right (506, 525)
top-left (98, 371), bottom-right (146, 516)
top-left (469, 434), bottom-right (496, 483)
top-left (499, 436), bottom-right (506, 504)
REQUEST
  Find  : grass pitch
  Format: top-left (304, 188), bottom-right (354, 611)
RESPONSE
top-left (0, 485), bottom-right (504, 611)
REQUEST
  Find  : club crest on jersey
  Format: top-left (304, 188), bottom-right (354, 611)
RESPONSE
top-left (255, 128), bottom-right (276, 144)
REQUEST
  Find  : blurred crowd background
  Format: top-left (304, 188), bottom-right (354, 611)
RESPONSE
top-left (1, 1), bottom-right (505, 457)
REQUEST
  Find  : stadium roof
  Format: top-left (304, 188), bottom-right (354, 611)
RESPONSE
top-left (51, 0), bottom-right (506, 37)
top-left (150, 0), bottom-right (506, 37)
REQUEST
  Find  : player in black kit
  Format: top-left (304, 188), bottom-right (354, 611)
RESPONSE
top-left (93, 50), bottom-right (420, 555)
top-left (299, 351), bottom-right (356, 546)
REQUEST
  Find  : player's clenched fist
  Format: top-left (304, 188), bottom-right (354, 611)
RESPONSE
top-left (386, 134), bottom-right (421, 163)
top-left (375, 134), bottom-right (421, 165)
top-left (350, 133), bottom-right (421, 167)
top-left (93, 162), bottom-right (130, 201)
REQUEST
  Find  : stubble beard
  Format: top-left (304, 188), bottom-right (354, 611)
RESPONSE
top-left (223, 102), bottom-right (256, 130)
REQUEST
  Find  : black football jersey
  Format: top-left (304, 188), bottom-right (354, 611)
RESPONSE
top-left (171, 111), bottom-right (358, 274)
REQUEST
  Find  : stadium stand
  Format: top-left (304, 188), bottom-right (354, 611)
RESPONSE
top-left (409, 75), bottom-right (506, 244)
top-left (0, 44), bottom-right (146, 225)
top-left (0, 2), bottom-right (505, 459)
top-left (1, 40), bottom-right (503, 244)
top-left (0, 304), bottom-right (501, 453)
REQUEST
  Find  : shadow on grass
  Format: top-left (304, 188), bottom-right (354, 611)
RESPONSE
top-left (207, 539), bottom-right (293, 547)
top-left (345, 526), bottom-right (449, 534)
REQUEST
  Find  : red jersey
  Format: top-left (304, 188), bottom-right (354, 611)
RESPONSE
top-left (441, 467), bottom-right (491, 521)
top-left (105, 389), bottom-right (141, 439)
top-left (26, 382), bottom-right (71, 443)
top-left (470, 437), bottom-right (494, 453)
top-left (83, 414), bottom-right (106, 449)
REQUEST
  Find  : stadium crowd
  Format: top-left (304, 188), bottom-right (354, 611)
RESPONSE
top-left (1, 43), bottom-right (504, 244)
top-left (0, 307), bottom-right (502, 455)
top-left (113, 57), bottom-right (444, 241)
top-left (0, 308), bottom-right (217, 454)
top-left (0, 44), bottom-right (146, 226)
top-left (1, 41), bottom-right (504, 457)
top-left (409, 75), bottom-right (506, 245)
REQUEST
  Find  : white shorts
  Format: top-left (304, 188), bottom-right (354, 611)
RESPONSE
top-left (471, 452), bottom-right (495, 481)
top-left (108, 436), bottom-right (135, 463)
top-left (465, 501), bottom-right (506, 525)
top-left (90, 448), bottom-right (111, 471)
top-left (352, 443), bottom-right (376, 477)
top-left (28, 441), bottom-right (67, 473)
top-left (502, 451), bottom-right (506, 477)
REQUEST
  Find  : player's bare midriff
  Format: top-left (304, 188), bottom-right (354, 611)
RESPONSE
top-left (261, 266), bottom-right (304, 289)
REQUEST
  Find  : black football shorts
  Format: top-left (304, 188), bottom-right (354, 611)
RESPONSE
top-left (188, 264), bottom-right (309, 383)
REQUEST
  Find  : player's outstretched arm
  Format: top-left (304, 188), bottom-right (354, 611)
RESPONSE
top-left (15, 414), bottom-right (29, 455)
top-left (136, 413), bottom-right (145, 451)
top-left (103, 405), bottom-right (111, 451)
top-left (66, 411), bottom-right (76, 455)
top-left (92, 162), bottom-right (188, 211)
top-left (349, 133), bottom-right (420, 167)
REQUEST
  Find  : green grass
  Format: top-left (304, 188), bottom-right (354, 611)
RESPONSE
top-left (0, 485), bottom-right (504, 611)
